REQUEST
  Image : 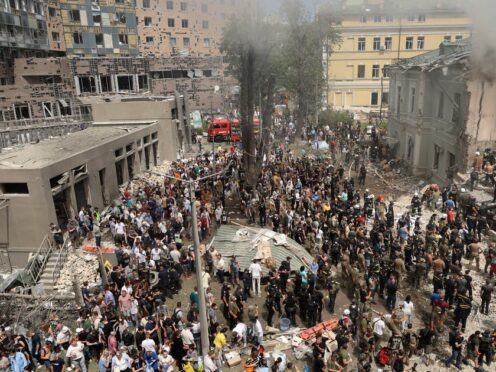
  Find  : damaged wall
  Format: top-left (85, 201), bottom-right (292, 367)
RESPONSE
top-left (0, 56), bottom-right (230, 124)
top-left (465, 79), bottom-right (496, 166)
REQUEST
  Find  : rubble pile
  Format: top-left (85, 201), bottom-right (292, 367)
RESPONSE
top-left (122, 160), bottom-right (174, 191)
top-left (54, 252), bottom-right (100, 293)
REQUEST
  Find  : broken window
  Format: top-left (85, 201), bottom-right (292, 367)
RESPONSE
top-left (101, 76), bottom-right (112, 92)
top-left (417, 36), bottom-right (424, 50)
top-left (14, 104), bottom-right (30, 120)
top-left (144, 17), bottom-right (152, 26)
top-left (95, 33), bottom-right (104, 47)
top-left (50, 172), bottom-right (70, 193)
top-left (115, 160), bottom-right (124, 185)
top-left (448, 152), bottom-right (456, 168)
top-left (183, 37), bottom-right (190, 47)
top-left (59, 103), bottom-right (72, 116)
top-left (410, 87), bottom-right (416, 113)
top-left (168, 18), bottom-right (175, 27)
top-left (433, 145), bottom-right (441, 169)
top-left (146, 36), bottom-right (154, 44)
top-left (69, 9), bottom-right (80, 22)
top-left (437, 92), bottom-right (444, 119)
top-left (48, 7), bottom-right (56, 17)
top-left (452, 93), bottom-right (461, 124)
top-left (73, 32), bottom-right (83, 45)
top-left (138, 75), bottom-right (148, 90)
top-left (116, 13), bottom-right (126, 24)
top-left (117, 75), bottom-right (134, 91)
top-left (42, 102), bottom-right (58, 118)
top-left (79, 76), bottom-right (97, 93)
top-left (93, 13), bottom-right (101, 25)
top-left (119, 34), bottom-right (128, 45)
top-left (72, 164), bottom-right (88, 180)
top-left (181, 19), bottom-right (189, 28)
top-left (52, 31), bottom-right (60, 42)
top-left (396, 86), bottom-right (402, 117)
top-left (127, 154), bottom-right (135, 179)
top-left (0, 183), bottom-right (29, 194)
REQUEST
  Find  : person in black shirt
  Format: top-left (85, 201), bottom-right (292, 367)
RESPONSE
top-left (445, 331), bottom-right (464, 369)
top-left (313, 352), bottom-right (326, 372)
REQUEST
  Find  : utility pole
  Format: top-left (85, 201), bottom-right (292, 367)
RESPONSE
top-left (210, 95), bottom-right (215, 164)
top-left (189, 184), bottom-right (209, 357)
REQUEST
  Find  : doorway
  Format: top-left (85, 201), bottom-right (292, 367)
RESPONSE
top-left (52, 188), bottom-right (71, 229)
top-left (74, 179), bottom-right (88, 211)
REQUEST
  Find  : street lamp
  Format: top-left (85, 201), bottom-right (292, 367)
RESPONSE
top-left (147, 163), bottom-right (231, 358)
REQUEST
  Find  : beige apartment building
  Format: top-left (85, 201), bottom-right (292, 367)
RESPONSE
top-left (136, 0), bottom-right (256, 56)
top-left (327, 0), bottom-right (471, 113)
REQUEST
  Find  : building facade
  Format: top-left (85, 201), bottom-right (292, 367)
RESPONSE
top-left (0, 55), bottom-right (227, 141)
top-left (0, 0), bottom-right (50, 69)
top-left (0, 121), bottom-right (166, 266)
top-left (135, 0), bottom-right (257, 57)
top-left (51, 0), bottom-right (139, 57)
top-left (327, 0), bottom-right (471, 113)
top-left (387, 40), bottom-right (496, 185)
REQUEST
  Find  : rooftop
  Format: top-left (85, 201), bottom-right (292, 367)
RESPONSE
top-left (391, 38), bottom-right (472, 71)
top-left (0, 122), bottom-right (157, 170)
top-left (78, 94), bottom-right (180, 105)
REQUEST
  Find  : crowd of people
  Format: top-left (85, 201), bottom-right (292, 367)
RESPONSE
top-left (1, 120), bottom-right (496, 372)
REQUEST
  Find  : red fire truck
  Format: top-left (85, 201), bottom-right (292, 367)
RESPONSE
top-left (207, 117), bottom-right (232, 142)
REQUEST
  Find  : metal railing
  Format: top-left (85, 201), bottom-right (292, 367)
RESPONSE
top-left (52, 234), bottom-right (70, 286)
top-left (23, 234), bottom-right (54, 287)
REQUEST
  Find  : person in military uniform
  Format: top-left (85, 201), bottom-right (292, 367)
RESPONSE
top-left (454, 290), bottom-right (472, 332)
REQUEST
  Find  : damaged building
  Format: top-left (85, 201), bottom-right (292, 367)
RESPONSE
top-left (387, 39), bottom-right (496, 185)
top-left (0, 55), bottom-right (228, 148)
top-left (0, 92), bottom-right (190, 266)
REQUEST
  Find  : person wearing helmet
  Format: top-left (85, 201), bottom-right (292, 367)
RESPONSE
top-left (411, 192), bottom-right (422, 215)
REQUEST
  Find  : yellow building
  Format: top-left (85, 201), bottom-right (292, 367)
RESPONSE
top-left (327, 1), bottom-right (472, 113)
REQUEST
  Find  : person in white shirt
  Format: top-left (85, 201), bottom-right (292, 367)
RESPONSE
top-left (201, 270), bottom-right (211, 289)
top-left (203, 349), bottom-right (218, 372)
top-left (402, 295), bottom-right (414, 327)
top-left (372, 313), bottom-right (386, 350)
top-left (111, 350), bottom-right (132, 371)
top-left (215, 254), bottom-right (226, 283)
top-left (232, 322), bottom-right (248, 346)
top-left (215, 205), bottom-right (223, 227)
top-left (181, 326), bottom-right (195, 347)
top-left (151, 246), bottom-right (162, 262)
top-left (66, 338), bottom-right (86, 372)
top-left (249, 259), bottom-right (262, 297)
top-left (170, 248), bottom-right (181, 264)
top-left (252, 317), bottom-right (264, 346)
top-left (141, 333), bottom-right (156, 352)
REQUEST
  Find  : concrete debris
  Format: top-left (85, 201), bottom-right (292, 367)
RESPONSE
top-left (54, 252), bottom-right (99, 293)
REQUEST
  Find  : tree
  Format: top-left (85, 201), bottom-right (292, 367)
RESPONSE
top-left (221, 18), bottom-right (283, 184)
top-left (279, 0), bottom-right (341, 139)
